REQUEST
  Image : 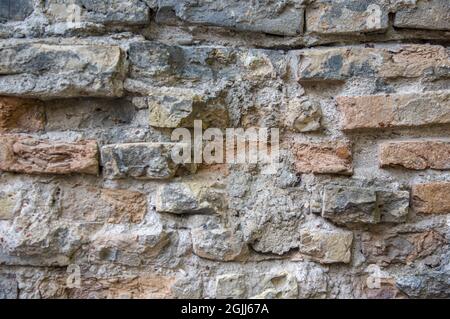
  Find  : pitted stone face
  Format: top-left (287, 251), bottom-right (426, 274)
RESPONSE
top-left (0, 0), bottom-right (34, 22)
top-left (0, 0), bottom-right (449, 300)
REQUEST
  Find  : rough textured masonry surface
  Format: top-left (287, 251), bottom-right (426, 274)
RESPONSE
top-left (0, 0), bottom-right (449, 299)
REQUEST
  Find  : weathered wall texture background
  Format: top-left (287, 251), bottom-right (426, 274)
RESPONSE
top-left (0, 0), bottom-right (449, 299)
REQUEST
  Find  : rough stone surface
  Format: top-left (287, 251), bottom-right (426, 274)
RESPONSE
top-left (292, 142), bottom-right (353, 175)
top-left (44, 0), bottom-right (150, 26)
top-left (191, 224), bottom-right (246, 262)
top-left (0, 97), bottom-right (45, 132)
top-left (322, 186), bottom-right (380, 224)
top-left (313, 186), bottom-right (410, 224)
top-left (338, 91), bottom-right (450, 130)
top-left (0, 0), bottom-right (33, 22)
top-left (378, 190), bottom-right (410, 223)
top-left (156, 0), bottom-right (305, 36)
top-left (295, 45), bottom-right (450, 82)
top-left (361, 229), bottom-right (447, 265)
top-left (0, 43), bottom-right (124, 98)
top-left (394, 0), bottom-right (450, 31)
top-left (0, 274), bottom-right (18, 299)
top-left (412, 183), bottom-right (450, 214)
top-left (215, 274), bottom-right (247, 299)
top-left (0, 0), bottom-right (449, 300)
top-left (61, 187), bottom-right (148, 224)
top-left (145, 87), bottom-right (228, 128)
top-left (101, 143), bottom-right (180, 180)
top-left (380, 140), bottom-right (450, 170)
top-left (89, 223), bottom-right (169, 266)
top-left (156, 182), bottom-right (224, 215)
top-left (0, 135), bottom-right (99, 175)
top-left (299, 226), bottom-right (353, 264)
top-left (307, 0), bottom-right (389, 35)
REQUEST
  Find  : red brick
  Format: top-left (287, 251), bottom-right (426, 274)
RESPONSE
top-left (337, 91), bottom-right (450, 130)
top-left (0, 135), bottom-right (99, 175)
top-left (380, 140), bottom-right (450, 170)
top-left (0, 97), bottom-right (45, 132)
top-left (411, 182), bottom-right (450, 214)
top-left (292, 142), bottom-right (353, 175)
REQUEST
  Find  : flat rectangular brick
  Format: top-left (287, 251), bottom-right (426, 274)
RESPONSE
top-left (0, 43), bottom-right (124, 98)
top-left (0, 135), bottom-right (99, 175)
top-left (295, 45), bottom-right (450, 81)
top-left (306, 0), bottom-right (389, 35)
top-left (292, 142), bottom-right (353, 175)
top-left (101, 143), bottom-right (181, 180)
top-left (44, 0), bottom-right (149, 26)
top-left (299, 227), bottom-right (353, 264)
top-left (394, 0), bottom-right (450, 31)
top-left (61, 186), bottom-right (147, 224)
top-left (157, 0), bottom-right (304, 36)
top-left (412, 182), bottom-right (450, 214)
top-left (337, 91), bottom-right (450, 130)
top-left (0, 97), bottom-right (45, 133)
top-left (380, 140), bottom-right (450, 170)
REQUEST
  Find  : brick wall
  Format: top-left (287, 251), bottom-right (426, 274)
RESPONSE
top-left (0, 0), bottom-right (449, 299)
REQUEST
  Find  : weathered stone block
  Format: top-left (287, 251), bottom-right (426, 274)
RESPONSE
top-left (299, 227), bottom-right (353, 264)
top-left (191, 225), bottom-right (246, 262)
top-left (0, 0), bottom-right (33, 22)
top-left (0, 43), bottom-right (124, 98)
top-left (295, 45), bottom-right (450, 81)
top-left (412, 182), bottom-right (450, 214)
top-left (0, 274), bottom-right (18, 299)
top-left (284, 97), bottom-right (322, 132)
top-left (394, 0), bottom-right (450, 30)
top-left (250, 272), bottom-right (298, 299)
top-left (378, 45), bottom-right (450, 79)
top-left (157, 0), bottom-right (305, 36)
top-left (0, 183), bottom-right (86, 266)
top-left (377, 190), bottom-right (410, 223)
top-left (156, 182), bottom-right (224, 215)
top-left (45, 98), bottom-right (136, 130)
top-left (292, 142), bottom-right (353, 175)
top-left (0, 135), bottom-right (99, 175)
top-left (322, 186), bottom-right (380, 224)
top-left (127, 42), bottom-right (184, 84)
top-left (143, 86), bottom-right (228, 128)
top-left (61, 187), bottom-right (148, 224)
top-left (315, 186), bottom-right (409, 224)
top-left (101, 143), bottom-right (180, 180)
top-left (44, 0), bottom-right (149, 26)
top-left (380, 140), bottom-right (450, 170)
top-left (338, 91), bottom-right (450, 130)
top-left (126, 42), bottom-right (237, 89)
top-left (0, 97), bottom-right (44, 133)
top-left (362, 230), bottom-right (447, 264)
top-left (396, 271), bottom-right (450, 298)
top-left (307, 0), bottom-right (389, 35)
top-left (215, 274), bottom-right (247, 299)
top-left (89, 224), bottom-right (169, 266)
top-left (69, 275), bottom-right (175, 299)
top-left (0, 191), bottom-right (15, 220)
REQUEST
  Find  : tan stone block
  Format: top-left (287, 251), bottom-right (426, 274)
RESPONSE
top-left (380, 140), bottom-right (450, 170)
top-left (338, 91), bottom-right (450, 130)
top-left (292, 142), bottom-right (353, 175)
top-left (412, 182), bottom-right (450, 214)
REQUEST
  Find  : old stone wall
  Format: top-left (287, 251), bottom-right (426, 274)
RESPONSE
top-left (0, 0), bottom-right (449, 299)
